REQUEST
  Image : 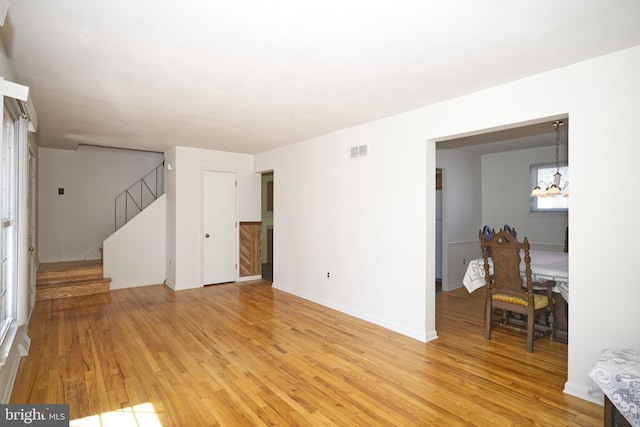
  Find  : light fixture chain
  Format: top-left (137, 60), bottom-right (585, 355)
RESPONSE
top-left (530, 119), bottom-right (568, 198)
top-left (554, 120), bottom-right (563, 169)
top-left (556, 127), bottom-right (560, 167)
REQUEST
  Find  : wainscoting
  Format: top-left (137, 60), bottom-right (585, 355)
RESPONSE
top-left (239, 222), bottom-right (262, 277)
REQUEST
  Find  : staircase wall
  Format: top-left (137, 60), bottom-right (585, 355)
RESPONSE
top-left (103, 194), bottom-right (166, 289)
top-left (38, 145), bottom-right (164, 262)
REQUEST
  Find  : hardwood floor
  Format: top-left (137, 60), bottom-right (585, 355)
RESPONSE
top-left (36, 260), bottom-right (110, 301)
top-left (11, 281), bottom-right (602, 426)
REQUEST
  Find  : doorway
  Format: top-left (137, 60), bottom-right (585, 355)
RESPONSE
top-left (435, 169), bottom-right (443, 291)
top-left (261, 172), bottom-right (274, 282)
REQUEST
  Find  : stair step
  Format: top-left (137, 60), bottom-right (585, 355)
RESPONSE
top-left (37, 260), bottom-right (103, 285)
top-left (36, 260), bottom-right (110, 301)
top-left (36, 278), bottom-right (111, 301)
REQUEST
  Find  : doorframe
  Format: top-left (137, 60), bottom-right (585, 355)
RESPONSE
top-left (434, 167), bottom-right (449, 291)
top-left (200, 168), bottom-right (239, 286)
top-left (260, 171), bottom-right (274, 282)
top-left (438, 168), bottom-right (449, 292)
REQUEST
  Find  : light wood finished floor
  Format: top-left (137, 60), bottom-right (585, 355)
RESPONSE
top-left (11, 282), bottom-right (602, 426)
top-left (37, 259), bottom-right (103, 272)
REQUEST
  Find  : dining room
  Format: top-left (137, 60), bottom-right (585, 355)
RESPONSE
top-left (434, 118), bottom-right (569, 339)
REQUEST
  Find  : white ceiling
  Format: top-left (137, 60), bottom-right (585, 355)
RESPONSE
top-left (2, 1), bottom-right (640, 154)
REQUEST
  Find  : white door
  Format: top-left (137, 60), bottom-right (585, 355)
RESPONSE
top-left (203, 171), bottom-right (237, 285)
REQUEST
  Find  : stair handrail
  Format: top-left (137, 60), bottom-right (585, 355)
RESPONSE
top-left (115, 162), bottom-right (165, 230)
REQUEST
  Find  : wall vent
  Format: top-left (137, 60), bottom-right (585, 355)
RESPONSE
top-left (350, 144), bottom-right (368, 159)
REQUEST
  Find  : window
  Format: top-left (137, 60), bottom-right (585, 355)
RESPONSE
top-left (0, 106), bottom-right (18, 345)
top-left (530, 162), bottom-right (569, 212)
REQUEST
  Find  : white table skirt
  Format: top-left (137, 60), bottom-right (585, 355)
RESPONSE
top-left (462, 250), bottom-right (569, 302)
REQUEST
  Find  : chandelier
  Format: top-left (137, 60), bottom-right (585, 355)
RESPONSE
top-left (530, 120), bottom-right (568, 197)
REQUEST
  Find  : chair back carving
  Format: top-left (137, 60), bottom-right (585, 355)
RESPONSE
top-left (482, 225), bottom-right (495, 241)
top-left (480, 229), bottom-right (532, 297)
top-left (503, 224), bottom-right (517, 239)
top-left (481, 226), bottom-right (495, 256)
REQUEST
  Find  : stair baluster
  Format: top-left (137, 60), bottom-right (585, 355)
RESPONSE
top-left (114, 162), bottom-right (165, 230)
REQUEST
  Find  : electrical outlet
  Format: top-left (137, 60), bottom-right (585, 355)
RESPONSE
top-left (327, 271), bottom-right (330, 279)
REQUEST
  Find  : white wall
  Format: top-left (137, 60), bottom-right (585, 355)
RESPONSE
top-left (0, 32), bottom-right (14, 81)
top-left (165, 146), bottom-right (261, 291)
top-left (255, 45), bottom-right (640, 402)
top-left (164, 148), bottom-right (177, 288)
top-left (481, 145), bottom-right (568, 249)
top-left (37, 145), bottom-right (163, 262)
top-left (256, 122), bottom-right (434, 342)
top-left (103, 195), bottom-right (166, 289)
top-left (436, 148), bottom-right (483, 290)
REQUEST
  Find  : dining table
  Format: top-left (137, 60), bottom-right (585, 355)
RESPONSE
top-left (462, 249), bottom-right (569, 302)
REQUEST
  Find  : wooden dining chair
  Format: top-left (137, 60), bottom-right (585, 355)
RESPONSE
top-left (481, 226), bottom-right (495, 255)
top-left (480, 229), bottom-right (555, 352)
top-left (482, 225), bottom-right (495, 241)
top-left (503, 224), bottom-right (517, 239)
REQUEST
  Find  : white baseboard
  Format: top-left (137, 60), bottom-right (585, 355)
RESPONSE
top-left (272, 282), bottom-right (431, 343)
top-left (0, 328), bottom-right (29, 403)
top-left (442, 282), bottom-right (464, 292)
top-left (237, 275), bottom-right (262, 282)
top-left (564, 380), bottom-right (604, 405)
top-left (18, 334), bottom-right (30, 356)
top-left (425, 330), bottom-right (438, 342)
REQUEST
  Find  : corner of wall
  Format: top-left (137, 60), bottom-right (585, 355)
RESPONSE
top-left (563, 381), bottom-right (603, 406)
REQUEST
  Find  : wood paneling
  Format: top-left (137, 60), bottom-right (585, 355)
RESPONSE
top-left (11, 283), bottom-right (602, 426)
top-left (239, 222), bottom-right (261, 276)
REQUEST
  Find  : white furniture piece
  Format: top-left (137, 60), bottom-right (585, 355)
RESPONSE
top-left (589, 348), bottom-right (640, 427)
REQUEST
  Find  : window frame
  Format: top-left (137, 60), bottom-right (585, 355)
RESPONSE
top-left (0, 104), bottom-right (19, 347)
top-left (529, 161), bottom-right (569, 213)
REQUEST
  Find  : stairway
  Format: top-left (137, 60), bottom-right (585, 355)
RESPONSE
top-left (36, 260), bottom-right (111, 301)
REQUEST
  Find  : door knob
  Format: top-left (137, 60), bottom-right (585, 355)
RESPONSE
top-left (28, 247), bottom-right (35, 252)
top-left (205, 234), bottom-right (210, 238)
